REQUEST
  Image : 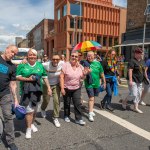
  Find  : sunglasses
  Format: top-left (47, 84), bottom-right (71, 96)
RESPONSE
top-left (71, 55), bottom-right (78, 58)
top-left (78, 55), bottom-right (82, 56)
top-left (52, 58), bottom-right (60, 61)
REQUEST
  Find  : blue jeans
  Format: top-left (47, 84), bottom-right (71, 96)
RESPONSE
top-left (102, 82), bottom-right (114, 107)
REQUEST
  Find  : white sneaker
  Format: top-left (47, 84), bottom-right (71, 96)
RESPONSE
top-left (122, 103), bottom-right (127, 110)
top-left (134, 108), bottom-right (143, 114)
top-left (41, 110), bottom-right (46, 118)
top-left (75, 119), bottom-right (86, 126)
top-left (88, 113), bottom-right (94, 122)
top-left (25, 128), bottom-right (31, 139)
top-left (64, 116), bottom-right (70, 123)
top-left (53, 118), bottom-right (61, 128)
top-left (31, 124), bottom-right (38, 132)
top-left (91, 112), bottom-right (96, 117)
top-left (139, 101), bottom-right (146, 106)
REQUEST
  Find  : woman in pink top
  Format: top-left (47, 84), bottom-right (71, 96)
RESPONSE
top-left (60, 51), bottom-right (89, 126)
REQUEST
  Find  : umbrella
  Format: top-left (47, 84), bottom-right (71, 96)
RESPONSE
top-left (73, 40), bottom-right (102, 52)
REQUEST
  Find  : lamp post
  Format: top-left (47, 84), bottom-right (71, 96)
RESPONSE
top-left (71, 15), bottom-right (77, 47)
top-left (79, 0), bottom-right (82, 43)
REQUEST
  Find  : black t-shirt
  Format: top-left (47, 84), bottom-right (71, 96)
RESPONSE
top-left (0, 56), bottom-right (16, 98)
top-left (101, 59), bottom-right (119, 83)
top-left (127, 58), bottom-right (145, 83)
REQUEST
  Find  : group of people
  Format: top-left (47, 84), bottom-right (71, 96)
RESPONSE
top-left (0, 45), bottom-right (149, 150)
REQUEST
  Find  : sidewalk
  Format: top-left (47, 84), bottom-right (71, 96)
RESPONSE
top-left (119, 78), bottom-right (128, 87)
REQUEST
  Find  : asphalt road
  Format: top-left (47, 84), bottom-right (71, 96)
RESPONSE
top-left (0, 84), bottom-right (150, 150)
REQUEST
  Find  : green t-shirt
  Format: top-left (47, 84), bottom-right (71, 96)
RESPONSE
top-left (16, 62), bottom-right (47, 94)
top-left (84, 61), bottom-right (104, 88)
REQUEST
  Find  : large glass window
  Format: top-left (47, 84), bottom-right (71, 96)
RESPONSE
top-left (70, 3), bottom-right (82, 16)
top-left (57, 9), bottom-right (60, 20)
top-left (63, 5), bottom-right (67, 16)
top-left (97, 36), bottom-right (101, 44)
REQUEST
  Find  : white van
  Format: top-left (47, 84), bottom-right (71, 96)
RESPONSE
top-left (11, 48), bottom-right (30, 65)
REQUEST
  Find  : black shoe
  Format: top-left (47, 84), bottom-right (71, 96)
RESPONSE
top-left (7, 143), bottom-right (19, 150)
top-left (106, 105), bottom-right (114, 112)
top-left (100, 101), bottom-right (105, 109)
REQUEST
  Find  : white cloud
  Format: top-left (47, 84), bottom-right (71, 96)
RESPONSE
top-left (0, 0), bottom-right (54, 50)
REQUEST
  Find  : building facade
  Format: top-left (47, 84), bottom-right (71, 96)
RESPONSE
top-left (122, 0), bottom-right (150, 61)
top-left (45, 0), bottom-right (126, 60)
top-left (27, 19), bottom-right (54, 54)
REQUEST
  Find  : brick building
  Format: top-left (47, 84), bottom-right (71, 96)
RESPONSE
top-left (122, 0), bottom-right (150, 61)
top-left (27, 19), bottom-right (54, 55)
top-left (45, 0), bottom-right (126, 60)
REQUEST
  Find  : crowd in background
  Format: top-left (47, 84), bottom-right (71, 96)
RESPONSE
top-left (0, 45), bottom-right (150, 150)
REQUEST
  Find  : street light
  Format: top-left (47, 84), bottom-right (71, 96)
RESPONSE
top-left (71, 15), bottom-right (77, 47)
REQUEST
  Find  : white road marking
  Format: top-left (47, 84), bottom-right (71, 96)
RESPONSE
top-left (93, 109), bottom-right (150, 141)
top-left (83, 100), bottom-right (150, 140)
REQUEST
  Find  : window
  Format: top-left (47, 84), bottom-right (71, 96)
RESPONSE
top-left (114, 38), bottom-right (118, 45)
top-left (77, 18), bottom-right (82, 29)
top-left (70, 3), bottom-right (82, 16)
top-left (63, 5), bottom-right (67, 16)
top-left (103, 37), bottom-right (107, 46)
top-left (97, 36), bottom-right (101, 44)
top-left (70, 33), bottom-right (72, 45)
top-left (70, 18), bottom-right (74, 28)
top-left (57, 9), bottom-right (60, 20)
top-left (144, 4), bottom-right (150, 15)
top-left (109, 37), bottom-right (112, 47)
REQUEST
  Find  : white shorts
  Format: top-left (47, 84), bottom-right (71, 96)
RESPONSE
top-left (26, 102), bottom-right (38, 113)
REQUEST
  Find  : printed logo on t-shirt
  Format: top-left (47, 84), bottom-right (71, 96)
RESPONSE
top-left (0, 64), bottom-right (8, 74)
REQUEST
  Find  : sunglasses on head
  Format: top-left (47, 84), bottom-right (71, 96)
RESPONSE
top-left (71, 55), bottom-right (78, 58)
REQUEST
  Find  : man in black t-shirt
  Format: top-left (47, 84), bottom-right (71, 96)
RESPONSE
top-left (0, 45), bottom-right (19, 150)
top-left (122, 47), bottom-right (147, 114)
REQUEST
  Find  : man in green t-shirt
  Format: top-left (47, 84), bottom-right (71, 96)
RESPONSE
top-left (84, 51), bottom-right (106, 122)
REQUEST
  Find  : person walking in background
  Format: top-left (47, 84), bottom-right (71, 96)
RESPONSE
top-left (84, 51), bottom-right (106, 122)
top-left (41, 55), bottom-right (64, 128)
top-left (101, 50), bottom-right (121, 112)
top-left (60, 51), bottom-right (89, 125)
top-left (0, 45), bottom-right (19, 150)
top-left (42, 54), bottom-right (49, 63)
top-left (140, 58), bottom-right (150, 105)
top-left (122, 47), bottom-right (148, 113)
top-left (60, 54), bottom-right (66, 62)
top-left (16, 49), bottom-right (52, 139)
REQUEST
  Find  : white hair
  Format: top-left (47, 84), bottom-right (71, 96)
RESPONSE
top-left (28, 48), bottom-right (37, 55)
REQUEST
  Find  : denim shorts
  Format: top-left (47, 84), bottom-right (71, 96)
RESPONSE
top-left (86, 88), bottom-right (99, 98)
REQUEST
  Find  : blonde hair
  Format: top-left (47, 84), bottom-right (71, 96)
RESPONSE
top-left (28, 48), bottom-right (37, 55)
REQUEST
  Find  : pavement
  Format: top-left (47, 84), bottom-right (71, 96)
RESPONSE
top-left (0, 81), bottom-right (150, 150)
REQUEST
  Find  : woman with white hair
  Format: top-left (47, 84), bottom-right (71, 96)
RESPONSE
top-left (16, 49), bottom-right (52, 139)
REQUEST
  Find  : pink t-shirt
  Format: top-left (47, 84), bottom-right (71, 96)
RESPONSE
top-left (62, 62), bottom-right (84, 90)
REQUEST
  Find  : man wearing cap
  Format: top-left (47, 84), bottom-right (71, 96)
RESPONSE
top-left (0, 45), bottom-right (19, 150)
top-left (122, 47), bottom-right (148, 113)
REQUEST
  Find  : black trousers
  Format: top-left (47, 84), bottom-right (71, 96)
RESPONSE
top-left (63, 88), bottom-right (82, 120)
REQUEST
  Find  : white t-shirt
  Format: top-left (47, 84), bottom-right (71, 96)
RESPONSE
top-left (42, 61), bottom-right (64, 85)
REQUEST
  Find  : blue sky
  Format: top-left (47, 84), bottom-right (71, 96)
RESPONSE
top-left (0, 0), bottom-right (127, 51)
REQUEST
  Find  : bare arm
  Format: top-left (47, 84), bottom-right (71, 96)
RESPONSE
top-left (128, 69), bottom-right (133, 86)
top-left (9, 81), bottom-right (19, 107)
top-left (60, 71), bottom-right (65, 95)
top-left (100, 73), bottom-right (106, 89)
top-left (43, 78), bottom-right (52, 96)
top-left (145, 67), bottom-right (148, 79)
top-left (16, 76), bottom-right (34, 82)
